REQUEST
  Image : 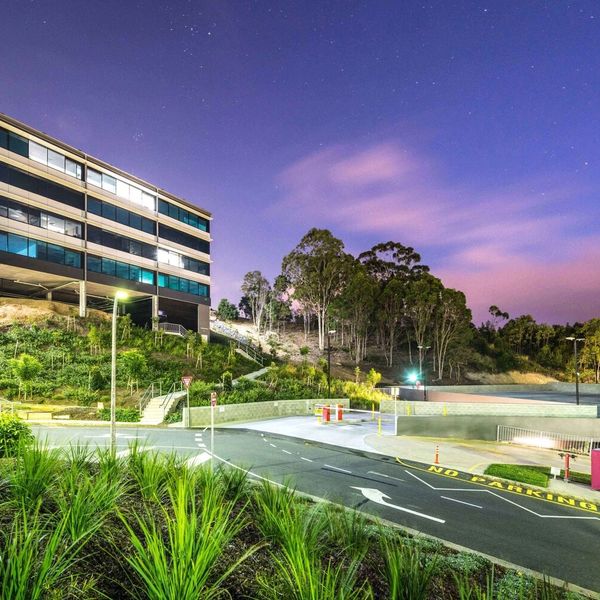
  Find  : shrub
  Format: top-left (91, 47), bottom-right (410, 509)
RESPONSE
top-left (484, 464), bottom-right (549, 487)
top-left (98, 408), bottom-right (140, 422)
top-left (0, 414), bottom-right (33, 457)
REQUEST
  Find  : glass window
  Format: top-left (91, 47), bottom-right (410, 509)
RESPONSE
top-left (27, 238), bottom-right (38, 258)
top-left (28, 209), bottom-right (41, 228)
top-left (142, 192), bottom-right (155, 211)
top-left (158, 274), bottom-right (166, 287)
top-left (0, 201), bottom-right (7, 218)
top-left (87, 168), bottom-right (102, 188)
top-left (189, 281), bottom-right (199, 295)
top-left (88, 197), bottom-right (102, 216)
top-left (8, 233), bottom-right (28, 255)
top-left (87, 256), bottom-right (101, 272)
top-left (142, 217), bottom-right (155, 235)
top-left (128, 264), bottom-right (140, 282)
top-left (102, 203), bottom-right (116, 221)
top-left (102, 259), bottom-right (116, 277)
top-left (0, 231), bottom-right (7, 252)
top-left (129, 186), bottom-right (142, 204)
top-left (8, 132), bottom-right (28, 157)
top-left (9, 206), bottom-right (28, 223)
top-left (157, 248), bottom-right (169, 264)
top-left (47, 149), bottom-right (65, 172)
top-left (0, 129), bottom-right (7, 150)
top-left (116, 261), bottom-right (129, 280)
top-left (141, 270), bottom-right (155, 285)
top-left (46, 214), bottom-right (64, 234)
top-left (129, 241), bottom-right (141, 256)
top-left (29, 141), bottom-right (48, 164)
top-left (64, 220), bottom-right (82, 238)
top-left (130, 212), bottom-right (141, 230)
top-left (65, 158), bottom-right (82, 179)
top-left (64, 250), bottom-right (80, 268)
top-left (168, 203), bottom-right (179, 220)
top-left (46, 243), bottom-right (64, 264)
top-left (116, 179), bottom-right (129, 199)
top-left (102, 174), bottom-right (117, 194)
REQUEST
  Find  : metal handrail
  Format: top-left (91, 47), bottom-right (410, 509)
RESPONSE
top-left (139, 381), bottom-right (163, 413)
top-left (159, 381), bottom-right (184, 408)
top-left (158, 323), bottom-right (188, 337)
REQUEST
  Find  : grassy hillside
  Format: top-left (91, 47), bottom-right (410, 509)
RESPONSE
top-left (0, 300), bottom-right (257, 416)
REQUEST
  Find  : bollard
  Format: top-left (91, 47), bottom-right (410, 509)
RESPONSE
top-left (434, 445), bottom-right (439, 465)
top-left (371, 403), bottom-right (375, 421)
top-left (442, 404), bottom-right (448, 417)
top-left (323, 405), bottom-right (330, 423)
top-left (378, 416), bottom-right (382, 436)
top-left (336, 403), bottom-right (343, 421)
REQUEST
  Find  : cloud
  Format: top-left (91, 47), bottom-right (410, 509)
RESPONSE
top-left (274, 141), bottom-right (599, 323)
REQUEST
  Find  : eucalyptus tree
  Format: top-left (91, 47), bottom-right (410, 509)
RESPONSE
top-left (241, 271), bottom-right (271, 334)
top-left (281, 228), bottom-right (352, 350)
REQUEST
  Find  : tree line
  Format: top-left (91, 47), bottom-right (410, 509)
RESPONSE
top-left (216, 228), bottom-right (600, 383)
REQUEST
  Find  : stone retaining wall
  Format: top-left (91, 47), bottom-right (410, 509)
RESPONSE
top-left (185, 398), bottom-right (350, 427)
top-left (380, 399), bottom-right (597, 418)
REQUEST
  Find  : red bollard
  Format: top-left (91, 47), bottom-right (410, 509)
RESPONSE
top-left (323, 405), bottom-right (330, 422)
top-left (434, 445), bottom-right (440, 465)
top-left (337, 404), bottom-right (343, 421)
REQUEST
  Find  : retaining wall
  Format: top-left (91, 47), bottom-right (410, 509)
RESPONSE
top-left (395, 416), bottom-right (600, 441)
top-left (380, 399), bottom-right (597, 417)
top-left (185, 398), bottom-right (350, 427)
top-left (381, 383), bottom-right (600, 398)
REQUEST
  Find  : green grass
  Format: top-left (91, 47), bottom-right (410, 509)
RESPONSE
top-left (484, 464), bottom-right (550, 487)
top-left (484, 464), bottom-right (593, 488)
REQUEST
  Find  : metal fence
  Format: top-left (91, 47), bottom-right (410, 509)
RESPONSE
top-left (496, 425), bottom-right (600, 455)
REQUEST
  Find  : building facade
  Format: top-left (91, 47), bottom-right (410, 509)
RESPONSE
top-left (0, 113), bottom-right (211, 335)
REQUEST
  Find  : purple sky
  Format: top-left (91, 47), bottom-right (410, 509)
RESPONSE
top-left (1, 1), bottom-right (599, 324)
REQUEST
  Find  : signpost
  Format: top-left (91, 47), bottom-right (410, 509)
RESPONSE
top-left (210, 391), bottom-right (217, 462)
top-left (182, 376), bottom-right (193, 427)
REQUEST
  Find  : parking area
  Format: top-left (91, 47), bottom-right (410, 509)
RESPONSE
top-left (470, 390), bottom-right (599, 405)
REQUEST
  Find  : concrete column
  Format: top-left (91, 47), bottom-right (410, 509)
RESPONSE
top-left (198, 304), bottom-right (209, 340)
top-left (45, 291), bottom-right (52, 301)
top-left (151, 295), bottom-right (159, 329)
top-left (78, 280), bottom-right (86, 318)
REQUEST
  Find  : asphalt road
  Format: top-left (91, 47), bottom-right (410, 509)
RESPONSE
top-left (33, 424), bottom-right (600, 592)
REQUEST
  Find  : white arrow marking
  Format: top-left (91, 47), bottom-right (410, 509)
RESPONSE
top-left (186, 452), bottom-right (212, 467)
top-left (351, 487), bottom-right (445, 524)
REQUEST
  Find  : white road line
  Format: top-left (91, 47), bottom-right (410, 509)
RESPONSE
top-left (300, 457), bottom-right (314, 463)
top-left (269, 443), bottom-right (277, 448)
top-left (368, 470), bottom-right (405, 482)
top-left (441, 496), bottom-right (483, 509)
top-left (186, 452), bottom-right (212, 467)
top-left (197, 443), bottom-right (207, 448)
top-left (324, 464), bottom-right (352, 474)
top-left (282, 449), bottom-right (292, 455)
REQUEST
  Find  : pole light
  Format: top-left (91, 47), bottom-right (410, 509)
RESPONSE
top-left (110, 290), bottom-right (128, 455)
top-left (327, 329), bottom-right (336, 399)
top-left (417, 345), bottom-right (431, 401)
top-left (565, 337), bottom-right (585, 406)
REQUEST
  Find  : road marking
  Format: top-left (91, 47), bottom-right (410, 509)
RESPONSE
top-left (186, 452), bottom-right (212, 467)
top-left (324, 464), bottom-right (352, 474)
top-left (468, 462), bottom-right (488, 473)
top-left (368, 470), bottom-right (405, 482)
top-left (398, 458), bottom-right (600, 515)
top-left (352, 487), bottom-right (445, 524)
top-left (197, 443), bottom-right (207, 448)
top-left (441, 496), bottom-right (483, 509)
top-left (300, 457), bottom-right (313, 463)
top-left (282, 449), bottom-right (292, 455)
top-left (270, 443), bottom-right (277, 448)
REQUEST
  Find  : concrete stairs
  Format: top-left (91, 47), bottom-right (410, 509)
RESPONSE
top-left (140, 389), bottom-right (187, 425)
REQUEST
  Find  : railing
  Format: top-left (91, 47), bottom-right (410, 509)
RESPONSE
top-left (158, 323), bottom-right (188, 337)
top-left (139, 381), bottom-right (163, 413)
top-left (211, 318), bottom-right (265, 366)
top-left (497, 425), bottom-right (600, 455)
top-left (235, 341), bottom-right (265, 366)
top-left (160, 381), bottom-right (184, 408)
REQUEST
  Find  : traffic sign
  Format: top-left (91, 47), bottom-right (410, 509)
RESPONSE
top-left (210, 391), bottom-right (217, 407)
top-left (182, 375), bottom-right (193, 389)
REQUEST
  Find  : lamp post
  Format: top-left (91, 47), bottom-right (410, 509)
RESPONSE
top-left (110, 290), bottom-right (128, 455)
top-left (327, 329), bottom-right (336, 399)
top-left (417, 344), bottom-right (431, 401)
top-left (565, 336), bottom-right (585, 406)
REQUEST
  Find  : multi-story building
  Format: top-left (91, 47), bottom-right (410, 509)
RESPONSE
top-left (0, 113), bottom-right (211, 336)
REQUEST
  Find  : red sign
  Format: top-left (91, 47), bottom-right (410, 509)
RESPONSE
top-left (210, 391), bottom-right (217, 407)
top-left (182, 376), bottom-right (193, 389)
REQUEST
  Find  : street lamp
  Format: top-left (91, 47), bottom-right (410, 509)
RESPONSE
top-left (565, 336), bottom-right (585, 406)
top-left (327, 329), bottom-right (336, 399)
top-left (110, 290), bottom-right (128, 455)
top-left (417, 344), bottom-right (431, 401)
